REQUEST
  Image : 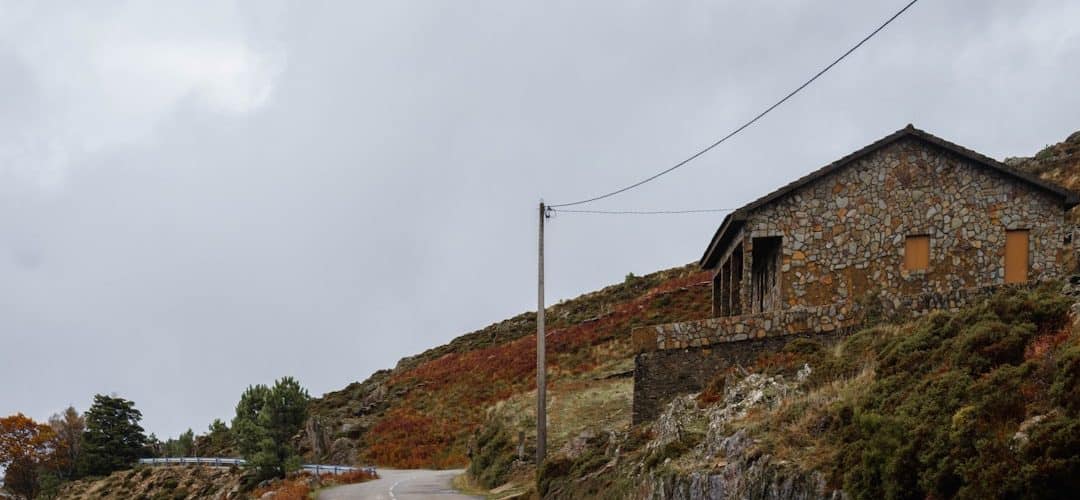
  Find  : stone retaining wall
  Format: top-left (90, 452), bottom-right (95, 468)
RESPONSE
top-left (631, 284), bottom-right (1027, 423)
top-left (633, 285), bottom-right (1002, 353)
top-left (632, 332), bottom-right (846, 424)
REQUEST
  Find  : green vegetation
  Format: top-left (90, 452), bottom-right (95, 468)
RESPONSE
top-left (642, 431), bottom-right (703, 470)
top-left (726, 285), bottom-right (1080, 499)
top-left (537, 430), bottom-right (639, 500)
top-left (467, 418), bottom-right (517, 488)
top-left (532, 286), bottom-right (1080, 499)
top-left (78, 395), bottom-right (148, 477)
top-left (231, 376), bottom-right (311, 482)
top-left (158, 429), bottom-right (195, 457)
top-left (823, 286), bottom-right (1078, 499)
top-left (201, 419), bottom-right (234, 456)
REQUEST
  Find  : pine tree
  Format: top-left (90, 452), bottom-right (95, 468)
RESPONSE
top-left (231, 377), bottom-right (310, 480)
top-left (78, 394), bottom-right (147, 476)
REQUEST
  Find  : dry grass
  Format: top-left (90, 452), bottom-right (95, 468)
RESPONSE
top-left (489, 377), bottom-right (632, 455)
top-left (749, 367), bottom-right (876, 472)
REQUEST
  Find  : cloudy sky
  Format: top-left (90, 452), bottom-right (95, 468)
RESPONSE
top-left (2, 0), bottom-right (1079, 441)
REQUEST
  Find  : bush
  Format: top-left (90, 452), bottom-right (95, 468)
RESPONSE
top-left (1051, 344), bottom-right (1080, 415)
top-left (161, 478), bottom-right (179, 491)
top-left (824, 287), bottom-right (1078, 499)
top-left (537, 458), bottom-right (573, 497)
top-left (696, 372), bottom-right (727, 406)
top-left (643, 432), bottom-right (703, 470)
top-left (537, 431), bottom-right (617, 497)
top-left (467, 420), bottom-right (516, 488)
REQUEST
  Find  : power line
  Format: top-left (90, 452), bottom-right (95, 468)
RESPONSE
top-left (549, 0), bottom-right (920, 209)
top-left (551, 207), bottom-right (736, 215)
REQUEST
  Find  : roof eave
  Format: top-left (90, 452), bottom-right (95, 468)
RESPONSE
top-left (699, 212), bottom-right (745, 269)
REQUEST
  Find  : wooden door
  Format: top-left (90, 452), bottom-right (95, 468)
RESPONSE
top-left (1005, 230), bottom-right (1029, 284)
top-left (904, 235), bottom-right (930, 271)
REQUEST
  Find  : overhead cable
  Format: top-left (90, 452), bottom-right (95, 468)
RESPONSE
top-left (548, 0), bottom-right (920, 208)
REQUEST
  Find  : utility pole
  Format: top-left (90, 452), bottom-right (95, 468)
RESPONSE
top-left (536, 201), bottom-right (547, 464)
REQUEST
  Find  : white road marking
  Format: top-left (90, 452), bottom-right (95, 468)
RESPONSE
top-left (389, 479), bottom-right (403, 500)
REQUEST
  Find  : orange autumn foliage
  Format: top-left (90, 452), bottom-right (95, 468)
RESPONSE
top-left (252, 478), bottom-right (311, 500)
top-left (1, 413), bottom-right (60, 498)
top-left (252, 470), bottom-right (378, 499)
top-left (0, 413), bottom-right (56, 467)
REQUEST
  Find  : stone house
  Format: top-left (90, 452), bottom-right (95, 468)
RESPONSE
top-left (631, 125), bottom-right (1079, 422)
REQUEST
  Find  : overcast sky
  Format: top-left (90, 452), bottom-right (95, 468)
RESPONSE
top-left (2, 0), bottom-right (1079, 441)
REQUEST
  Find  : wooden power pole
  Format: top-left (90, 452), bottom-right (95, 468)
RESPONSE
top-left (536, 201), bottom-right (547, 464)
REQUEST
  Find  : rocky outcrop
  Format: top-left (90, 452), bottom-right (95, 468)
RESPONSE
top-left (637, 366), bottom-right (843, 500)
top-left (643, 455), bottom-right (841, 500)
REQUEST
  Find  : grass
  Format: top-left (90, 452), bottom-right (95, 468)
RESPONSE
top-left (466, 376), bottom-right (633, 491)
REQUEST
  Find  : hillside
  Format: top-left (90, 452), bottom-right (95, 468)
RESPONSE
top-left (1008, 130), bottom-right (1080, 199)
top-left (299, 128), bottom-right (1080, 475)
top-left (56, 466), bottom-right (245, 500)
top-left (298, 265), bottom-right (712, 467)
top-left (530, 285), bottom-right (1080, 499)
top-left (302, 129), bottom-right (1080, 473)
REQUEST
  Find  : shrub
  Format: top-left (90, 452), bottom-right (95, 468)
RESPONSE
top-left (696, 372), bottom-right (727, 406)
top-left (643, 432), bottom-right (703, 470)
top-left (1051, 343), bottom-right (1080, 415)
top-left (823, 287), bottom-right (1078, 499)
top-left (467, 420), bottom-right (516, 488)
top-left (537, 458), bottom-right (573, 497)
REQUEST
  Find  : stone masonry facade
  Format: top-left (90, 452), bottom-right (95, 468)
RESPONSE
top-left (713, 135), bottom-right (1067, 315)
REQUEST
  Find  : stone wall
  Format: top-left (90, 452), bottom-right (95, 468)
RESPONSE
top-left (634, 285), bottom-right (995, 352)
top-left (713, 137), bottom-right (1067, 314)
top-left (632, 332), bottom-right (845, 424)
top-left (632, 285), bottom-right (1016, 423)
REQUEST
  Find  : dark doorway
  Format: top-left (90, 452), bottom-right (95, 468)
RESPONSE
top-left (751, 237), bottom-right (782, 313)
top-left (730, 243), bottom-right (743, 315)
top-left (712, 243), bottom-right (745, 317)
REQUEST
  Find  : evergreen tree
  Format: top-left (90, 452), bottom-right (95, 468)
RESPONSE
top-left (231, 377), bottom-right (310, 480)
top-left (161, 429), bottom-right (194, 457)
top-left (202, 419), bottom-right (233, 456)
top-left (78, 394), bottom-right (147, 476)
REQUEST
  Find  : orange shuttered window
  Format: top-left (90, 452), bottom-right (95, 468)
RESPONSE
top-left (1005, 230), bottom-right (1030, 284)
top-left (904, 235), bottom-right (930, 271)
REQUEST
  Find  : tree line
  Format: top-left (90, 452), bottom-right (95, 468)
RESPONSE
top-left (1, 376), bottom-right (310, 498)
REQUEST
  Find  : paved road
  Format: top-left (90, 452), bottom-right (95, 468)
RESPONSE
top-left (318, 469), bottom-right (480, 500)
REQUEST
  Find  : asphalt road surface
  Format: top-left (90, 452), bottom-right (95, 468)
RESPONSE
top-left (318, 469), bottom-right (480, 500)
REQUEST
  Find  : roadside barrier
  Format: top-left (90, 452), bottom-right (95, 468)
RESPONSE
top-left (137, 457), bottom-right (376, 476)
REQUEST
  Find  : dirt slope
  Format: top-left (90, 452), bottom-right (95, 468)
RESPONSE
top-left (57, 466), bottom-right (244, 500)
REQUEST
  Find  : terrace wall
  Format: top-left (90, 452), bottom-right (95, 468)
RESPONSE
top-left (631, 285), bottom-right (1010, 423)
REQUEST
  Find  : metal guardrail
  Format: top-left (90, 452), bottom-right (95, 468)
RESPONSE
top-left (137, 458), bottom-right (376, 476)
